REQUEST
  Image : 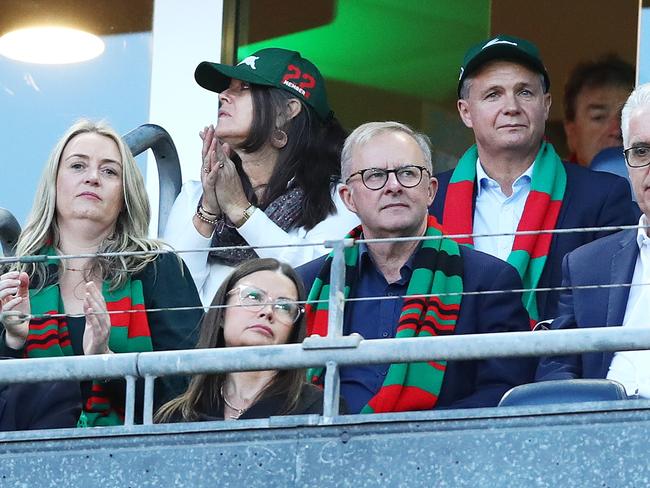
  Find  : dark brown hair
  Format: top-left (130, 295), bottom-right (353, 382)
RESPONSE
top-left (564, 55), bottom-right (635, 121)
top-left (234, 85), bottom-right (347, 230)
top-left (155, 258), bottom-right (307, 422)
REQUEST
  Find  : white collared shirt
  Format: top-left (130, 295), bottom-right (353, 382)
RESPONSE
top-left (606, 215), bottom-right (650, 397)
top-left (473, 159), bottom-right (534, 261)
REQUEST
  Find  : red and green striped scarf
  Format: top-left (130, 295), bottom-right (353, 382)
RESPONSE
top-left (305, 215), bottom-right (463, 413)
top-left (441, 141), bottom-right (566, 326)
top-left (26, 247), bottom-right (153, 426)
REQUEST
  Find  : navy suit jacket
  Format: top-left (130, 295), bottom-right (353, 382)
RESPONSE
top-left (535, 229), bottom-right (639, 380)
top-left (429, 162), bottom-right (637, 321)
top-left (298, 245), bottom-right (537, 409)
top-left (0, 379), bottom-right (81, 431)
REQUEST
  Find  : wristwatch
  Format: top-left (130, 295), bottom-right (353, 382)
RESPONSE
top-left (235, 204), bottom-right (256, 228)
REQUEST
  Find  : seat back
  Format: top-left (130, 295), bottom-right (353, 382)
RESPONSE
top-left (499, 379), bottom-right (628, 407)
top-left (122, 124), bottom-right (182, 237)
top-left (0, 208), bottom-right (21, 257)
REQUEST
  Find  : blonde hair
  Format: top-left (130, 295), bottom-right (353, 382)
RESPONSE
top-left (15, 119), bottom-right (163, 290)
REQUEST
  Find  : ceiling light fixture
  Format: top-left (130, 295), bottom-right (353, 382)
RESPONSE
top-left (0, 26), bottom-right (105, 64)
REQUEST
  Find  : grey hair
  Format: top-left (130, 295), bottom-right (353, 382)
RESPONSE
top-left (459, 77), bottom-right (473, 101)
top-left (621, 82), bottom-right (650, 148)
top-left (459, 63), bottom-right (547, 100)
top-left (340, 121), bottom-right (433, 180)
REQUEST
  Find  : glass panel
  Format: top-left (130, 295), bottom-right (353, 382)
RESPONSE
top-left (233, 0), bottom-right (639, 167)
top-left (232, 0), bottom-right (490, 172)
top-left (0, 0), bottom-right (154, 225)
top-left (639, 0), bottom-right (650, 84)
top-left (491, 0), bottom-right (638, 163)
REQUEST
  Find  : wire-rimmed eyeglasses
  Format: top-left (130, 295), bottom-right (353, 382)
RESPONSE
top-left (227, 285), bottom-right (303, 325)
top-left (345, 165), bottom-right (430, 190)
top-left (624, 145), bottom-right (650, 168)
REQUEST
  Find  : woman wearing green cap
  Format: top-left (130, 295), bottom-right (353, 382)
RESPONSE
top-left (164, 48), bottom-right (358, 305)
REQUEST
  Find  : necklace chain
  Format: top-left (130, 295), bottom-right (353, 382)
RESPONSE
top-left (220, 385), bottom-right (248, 419)
top-left (65, 267), bottom-right (89, 272)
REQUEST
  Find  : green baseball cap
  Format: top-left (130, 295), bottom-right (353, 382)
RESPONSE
top-left (195, 47), bottom-right (333, 121)
top-left (458, 35), bottom-right (550, 97)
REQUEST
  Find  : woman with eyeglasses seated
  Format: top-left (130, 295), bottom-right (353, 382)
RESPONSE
top-left (0, 120), bottom-right (202, 427)
top-left (155, 258), bottom-right (328, 422)
top-left (163, 47), bottom-right (359, 305)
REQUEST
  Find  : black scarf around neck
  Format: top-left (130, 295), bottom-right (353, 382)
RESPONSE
top-left (209, 186), bottom-right (305, 266)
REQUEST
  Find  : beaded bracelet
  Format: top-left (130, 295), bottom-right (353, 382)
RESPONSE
top-left (195, 206), bottom-right (218, 226)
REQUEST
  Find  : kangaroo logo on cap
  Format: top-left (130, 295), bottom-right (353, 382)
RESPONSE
top-left (238, 55), bottom-right (259, 70)
top-left (482, 38), bottom-right (517, 50)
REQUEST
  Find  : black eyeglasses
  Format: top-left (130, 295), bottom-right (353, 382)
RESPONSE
top-left (624, 145), bottom-right (650, 168)
top-left (345, 165), bottom-right (430, 190)
top-left (227, 285), bottom-right (303, 325)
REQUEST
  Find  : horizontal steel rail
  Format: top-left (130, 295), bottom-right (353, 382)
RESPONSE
top-left (0, 326), bottom-right (649, 424)
top-left (1, 224), bottom-right (648, 264)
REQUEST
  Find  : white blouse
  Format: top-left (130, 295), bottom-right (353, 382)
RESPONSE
top-left (163, 180), bottom-right (360, 305)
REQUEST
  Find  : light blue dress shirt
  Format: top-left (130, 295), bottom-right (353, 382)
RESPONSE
top-left (473, 159), bottom-right (534, 261)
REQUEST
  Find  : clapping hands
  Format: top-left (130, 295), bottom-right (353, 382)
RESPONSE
top-left (0, 271), bottom-right (31, 349)
top-left (82, 281), bottom-right (113, 355)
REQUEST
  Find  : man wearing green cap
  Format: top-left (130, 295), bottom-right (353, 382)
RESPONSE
top-left (430, 35), bottom-right (637, 326)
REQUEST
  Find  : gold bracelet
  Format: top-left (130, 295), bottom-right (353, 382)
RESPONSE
top-left (234, 204), bottom-right (256, 228)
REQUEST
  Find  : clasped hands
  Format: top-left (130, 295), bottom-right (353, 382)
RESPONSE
top-left (199, 125), bottom-right (250, 224)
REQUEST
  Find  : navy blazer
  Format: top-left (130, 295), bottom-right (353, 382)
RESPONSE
top-left (429, 162), bottom-right (637, 321)
top-left (298, 246), bottom-right (537, 409)
top-left (0, 380), bottom-right (81, 431)
top-left (535, 229), bottom-right (639, 380)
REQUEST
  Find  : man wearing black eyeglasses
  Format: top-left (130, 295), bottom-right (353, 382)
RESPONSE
top-left (430, 35), bottom-right (637, 326)
top-left (298, 121), bottom-right (536, 414)
top-left (537, 83), bottom-right (650, 393)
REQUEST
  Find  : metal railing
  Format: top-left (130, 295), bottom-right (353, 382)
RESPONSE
top-left (1, 209), bottom-right (647, 428)
top-left (1, 326), bottom-right (649, 426)
top-left (2, 225), bottom-right (649, 426)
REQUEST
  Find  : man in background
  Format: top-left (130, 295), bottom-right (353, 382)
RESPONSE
top-left (564, 55), bottom-right (635, 167)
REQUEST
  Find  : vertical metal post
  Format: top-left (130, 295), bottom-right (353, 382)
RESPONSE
top-left (322, 360), bottom-right (340, 422)
top-left (326, 239), bottom-right (347, 338)
top-left (322, 239), bottom-right (347, 421)
top-left (124, 375), bottom-right (136, 426)
top-left (143, 375), bottom-right (156, 425)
